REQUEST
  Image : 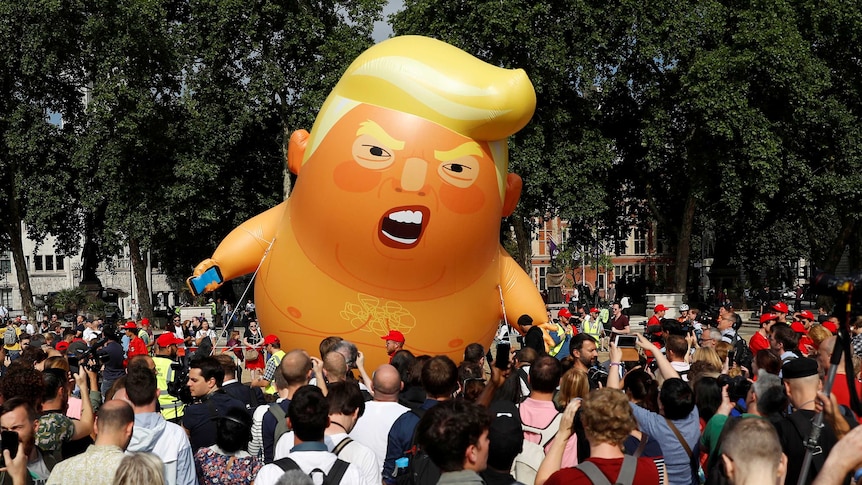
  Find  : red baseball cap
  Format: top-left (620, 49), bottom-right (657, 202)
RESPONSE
top-left (654, 304), bottom-right (669, 312)
top-left (821, 321), bottom-right (838, 334)
top-left (381, 330), bottom-right (405, 343)
top-left (557, 308), bottom-right (572, 320)
top-left (590, 307), bottom-right (599, 313)
top-left (56, 341), bottom-right (69, 353)
top-left (772, 302), bottom-right (789, 314)
top-left (263, 334), bottom-right (280, 345)
top-left (141, 318), bottom-right (150, 327)
top-left (799, 310), bottom-right (815, 321)
top-left (156, 333), bottom-right (184, 347)
top-left (759, 313), bottom-right (776, 324)
top-left (121, 321), bottom-right (137, 330)
top-left (790, 321), bottom-right (808, 334)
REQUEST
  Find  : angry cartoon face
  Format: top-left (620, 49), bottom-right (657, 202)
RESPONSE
top-left (288, 104), bottom-right (505, 299)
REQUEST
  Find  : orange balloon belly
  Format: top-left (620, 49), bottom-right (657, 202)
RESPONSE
top-left (253, 261), bottom-right (502, 370)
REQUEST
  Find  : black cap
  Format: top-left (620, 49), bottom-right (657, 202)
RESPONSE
top-left (782, 357), bottom-right (818, 379)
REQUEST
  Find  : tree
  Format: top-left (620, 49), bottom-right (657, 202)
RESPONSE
top-left (74, 0), bottom-right (190, 319)
top-left (0, 1), bottom-right (86, 319)
top-left (392, 0), bottom-right (616, 274)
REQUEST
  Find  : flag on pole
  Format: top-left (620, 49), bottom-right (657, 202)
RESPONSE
top-left (547, 237), bottom-right (559, 256)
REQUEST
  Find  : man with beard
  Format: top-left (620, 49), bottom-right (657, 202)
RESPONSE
top-left (153, 333), bottom-right (185, 421)
top-left (569, 334), bottom-right (600, 389)
top-left (0, 398), bottom-right (56, 485)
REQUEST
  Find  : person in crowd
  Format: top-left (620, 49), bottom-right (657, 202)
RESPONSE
top-left (610, 302), bottom-right (630, 335)
top-left (112, 452), bottom-right (166, 485)
top-left (770, 323), bottom-right (800, 364)
top-left (383, 355), bottom-right (458, 484)
top-left (349, 364), bottom-right (409, 465)
top-left (257, 350), bottom-right (317, 463)
top-left (36, 368), bottom-right (95, 460)
top-left (124, 364), bottom-right (196, 485)
top-left (123, 322), bottom-right (147, 360)
top-left (242, 320), bottom-right (265, 381)
top-left (717, 417), bottom-right (786, 485)
top-left (215, 353), bottom-right (263, 415)
top-left (381, 330), bottom-right (405, 362)
top-left (194, 320), bottom-right (216, 350)
top-left (480, 401), bottom-right (525, 485)
top-left (274, 381), bottom-right (380, 484)
top-left (416, 399), bottom-right (491, 484)
top-left (0, 398), bottom-right (56, 485)
top-left (539, 389), bottom-right (659, 484)
top-left (520, 356), bottom-right (577, 466)
top-left (252, 335), bottom-right (284, 396)
top-left (194, 406), bottom-right (262, 484)
top-left (774, 357), bottom-right (845, 485)
top-left (182, 356), bottom-right (245, 451)
top-left (811, 424), bottom-right (862, 485)
top-left (569, 334), bottom-right (599, 389)
top-left (254, 386), bottom-right (368, 485)
top-left (99, 324), bottom-right (126, 398)
top-left (608, 336), bottom-right (699, 485)
top-left (152, 332), bottom-right (185, 421)
top-left (46, 400), bottom-right (135, 485)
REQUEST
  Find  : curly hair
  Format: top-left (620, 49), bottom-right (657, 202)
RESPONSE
top-left (581, 388), bottom-right (636, 446)
top-left (0, 362), bottom-right (44, 408)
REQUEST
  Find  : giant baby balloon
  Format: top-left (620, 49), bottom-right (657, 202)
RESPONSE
top-left (188, 35), bottom-right (548, 368)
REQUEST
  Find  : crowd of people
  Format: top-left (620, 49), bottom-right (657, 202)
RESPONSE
top-left (0, 297), bottom-right (860, 485)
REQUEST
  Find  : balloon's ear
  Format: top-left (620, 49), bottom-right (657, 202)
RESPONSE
top-left (502, 173), bottom-right (522, 217)
top-left (288, 130), bottom-right (310, 175)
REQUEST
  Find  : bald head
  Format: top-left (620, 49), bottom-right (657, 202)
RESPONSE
top-left (280, 350), bottom-right (312, 387)
top-left (372, 364), bottom-right (402, 401)
top-left (323, 351), bottom-right (347, 383)
top-left (95, 399), bottom-right (135, 449)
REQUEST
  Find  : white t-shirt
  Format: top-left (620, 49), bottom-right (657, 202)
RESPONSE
top-left (255, 449), bottom-right (368, 485)
top-left (350, 401), bottom-right (409, 465)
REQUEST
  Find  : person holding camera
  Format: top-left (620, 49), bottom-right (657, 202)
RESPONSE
top-left (100, 324), bottom-right (126, 399)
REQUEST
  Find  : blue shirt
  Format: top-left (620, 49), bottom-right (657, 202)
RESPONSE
top-left (630, 402), bottom-right (700, 485)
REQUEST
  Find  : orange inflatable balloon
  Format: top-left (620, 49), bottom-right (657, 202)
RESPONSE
top-left (189, 36), bottom-right (548, 371)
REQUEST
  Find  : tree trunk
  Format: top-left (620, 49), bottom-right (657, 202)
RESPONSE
top-left (673, 191), bottom-right (697, 293)
top-left (5, 194), bottom-right (34, 319)
top-left (820, 219), bottom-right (854, 273)
top-left (511, 207), bottom-right (533, 273)
top-left (128, 237), bottom-right (153, 320)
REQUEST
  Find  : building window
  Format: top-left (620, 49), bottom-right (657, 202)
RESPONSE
top-left (0, 289), bottom-right (11, 308)
top-left (539, 267), bottom-right (547, 291)
top-left (56, 256), bottom-right (64, 271)
top-left (34, 255), bottom-right (43, 272)
top-left (634, 229), bottom-right (647, 255)
top-left (45, 256), bottom-right (54, 271)
top-left (0, 253), bottom-right (10, 274)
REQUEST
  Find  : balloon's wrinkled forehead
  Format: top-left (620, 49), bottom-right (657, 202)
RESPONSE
top-left (306, 35), bottom-right (536, 160)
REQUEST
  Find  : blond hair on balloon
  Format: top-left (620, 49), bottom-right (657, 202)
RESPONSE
top-left (304, 35), bottom-right (537, 200)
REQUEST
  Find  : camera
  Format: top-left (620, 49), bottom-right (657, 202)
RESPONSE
top-left (167, 356), bottom-right (192, 404)
top-left (718, 374), bottom-right (752, 403)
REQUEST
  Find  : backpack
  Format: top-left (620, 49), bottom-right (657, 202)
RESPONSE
top-left (576, 455), bottom-right (639, 485)
top-left (394, 409), bottom-right (441, 485)
top-left (268, 402), bottom-right (289, 456)
top-left (730, 334), bottom-right (753, 372)
top-left (511, 412), bottom-right (563, 485)
top-left (274, 457), bottom-right (349, 485)
top-left (3, 326), bottom-right (17, 346)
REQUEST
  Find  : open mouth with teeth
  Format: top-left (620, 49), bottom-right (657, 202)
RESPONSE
top-left (379, 206), bottom-right (430, 249)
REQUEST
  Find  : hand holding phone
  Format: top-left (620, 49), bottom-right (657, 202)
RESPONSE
top-left (494, 342), bottom-right (511, 370)
top-left (0, 430), bottom-right (19, 466)
top-left (187, 266), bottom-right (224, 296)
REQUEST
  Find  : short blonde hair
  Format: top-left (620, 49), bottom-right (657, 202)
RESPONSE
top-left (807, 324), bottom-right (831, 348)
top-left (581, 388), bottom-right (637, 446)
top-left (305, 36), bottom-right (536, 200)
top-left (112, 452), bottom-right (165, 485)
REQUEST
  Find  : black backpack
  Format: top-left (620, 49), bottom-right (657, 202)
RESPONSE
top-left (730, 334), bottom-right (753, 372)
top-left (273, 438), bottom-right (354, 485)
top-left (394, 409), bottom-right (441, 485)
